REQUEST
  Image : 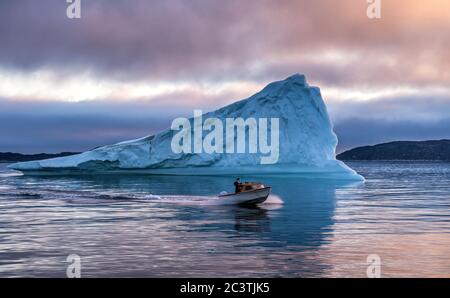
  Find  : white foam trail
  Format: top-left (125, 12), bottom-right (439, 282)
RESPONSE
top-left (140, 193), bottom-right (284, 207)
top-left (259, 195), bottom-right (284, 210)
top-left (156, 195), bottom-right (217, 205)
top-left (142, 194), bottom-right (162, 200)
top-left (58, 188), bottom-right (284, 207)
top-left (264, 195), bottom-right (284, 205)
top-left (0, 171), bottom-right (23, 178)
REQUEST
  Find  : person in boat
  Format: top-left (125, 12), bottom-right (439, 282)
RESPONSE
top-left (234, 178), bottom-right (242, 193)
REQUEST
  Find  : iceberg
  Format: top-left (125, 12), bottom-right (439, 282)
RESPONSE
top-left (9, 74), bottom-right (364, 181)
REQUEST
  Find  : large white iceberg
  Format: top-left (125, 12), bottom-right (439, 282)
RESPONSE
top-left (9, 74), bottom-right (363, 181)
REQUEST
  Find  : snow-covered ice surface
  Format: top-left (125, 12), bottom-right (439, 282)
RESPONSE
top-left (9, 74), bottom-right (363, 181)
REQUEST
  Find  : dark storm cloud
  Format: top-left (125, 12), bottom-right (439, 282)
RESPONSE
top-left (0, 0), bottom-right (449, 85)
top-left (0, 99), bottom-right (179, 153)
top-left (0, 0), bottom-right (266, 81)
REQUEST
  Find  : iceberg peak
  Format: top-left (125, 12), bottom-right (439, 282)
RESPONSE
top-left (286, 73), bottom-right (307, 85)
top-left (255, 73), bottom-right (312, 102)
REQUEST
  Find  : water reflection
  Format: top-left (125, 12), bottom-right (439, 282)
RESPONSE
top-left (6, 172), bottom-right (361, 249)
top-left (5, 163), bottom-right (449, 277)
top-left (233, 206), bottom-right (270, 233)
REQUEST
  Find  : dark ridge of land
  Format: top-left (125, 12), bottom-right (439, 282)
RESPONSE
top-left (0, 152), bottom-right (80, 162)
top-left (337, 139), bottom-right (450, 161)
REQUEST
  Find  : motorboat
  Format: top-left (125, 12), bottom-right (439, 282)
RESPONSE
top-left (219, 182), bottom-right (271, 206)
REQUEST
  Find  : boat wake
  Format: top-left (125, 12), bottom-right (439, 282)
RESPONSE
top-left (153, 193), bottom-right (284, 207)
top-left (0, 185), bottom-right (283, 208)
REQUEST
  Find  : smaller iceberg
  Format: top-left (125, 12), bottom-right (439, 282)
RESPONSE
top-left (9, 74), bottom-right (364, 181)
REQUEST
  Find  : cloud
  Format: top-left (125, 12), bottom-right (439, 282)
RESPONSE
top-left (0, 99), bottom-right (172, 153)
top-left (326, 92), bottom-right (450, 123)
top-left (0, 0), bottom-right (449, 86)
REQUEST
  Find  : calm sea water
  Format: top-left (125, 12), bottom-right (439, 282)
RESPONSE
top-left (0, 161), bottom-right (449, 277)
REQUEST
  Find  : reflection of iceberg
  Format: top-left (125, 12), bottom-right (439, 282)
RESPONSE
top-left (9, 74), bottom-right (363, 181)
top-left (233, 206), bottom-right (271, 233)
top-left (8, 172), bottom-right (360, 276)
top-left (13, 173), bottom-right (358, 250)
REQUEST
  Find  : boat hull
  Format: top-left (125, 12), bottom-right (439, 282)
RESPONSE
top-left (219, 187), bottom-right (271, 206)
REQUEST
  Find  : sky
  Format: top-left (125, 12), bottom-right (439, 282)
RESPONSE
top-left (0, 0), bottom-right (449, 153)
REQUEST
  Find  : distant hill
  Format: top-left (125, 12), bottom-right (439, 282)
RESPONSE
top-left (0, 152), bottom-right (79, 162)
top-left (337, 140), bottom-right (450, 161)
